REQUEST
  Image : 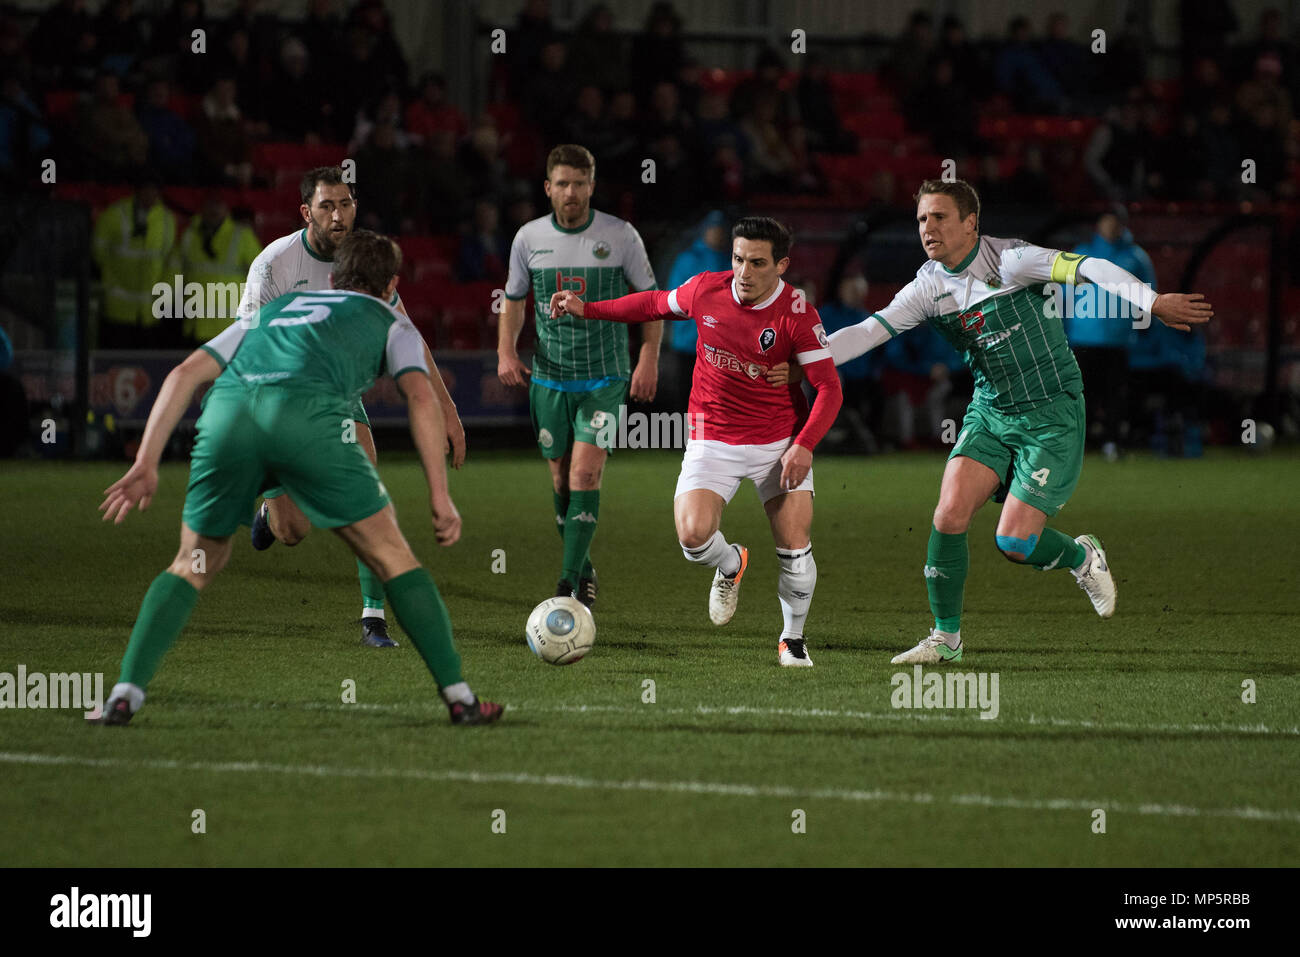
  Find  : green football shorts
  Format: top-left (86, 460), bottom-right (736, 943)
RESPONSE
top-left (949, 391), bottom-right (1086, 517)
top-left (183, 385), bottom-right (390, 537)
top-left (264, 394), bottom-right (369, 500)
top-left (529, 380), bottom-right (628, 459)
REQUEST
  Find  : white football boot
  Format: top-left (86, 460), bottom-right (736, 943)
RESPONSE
top-left (708, 545), bottom-right (748, 625)
top-left (890, 629), bottom-right (963, 665)
top-left (1072, 533), bottom-right (1116, 618)
top-left (778, 636), bottom-right (814, 667)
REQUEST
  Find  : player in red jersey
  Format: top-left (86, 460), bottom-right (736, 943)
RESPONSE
top-left (550, 217), bottom-right (842, 666)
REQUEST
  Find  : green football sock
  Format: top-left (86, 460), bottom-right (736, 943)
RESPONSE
top-left (1027, 527), bottom-right (1087, 571)
top-left (358, 557), bottom-right (385, 614)
top-left (383, 567), bottom-right (463, 690)
top-left (118, 572), bottom-right (200, 689)
top-left (925, 525), bottom-right (968, 633)
top-left (561, 489), bottom-right (600, 586)
top-left (554, 490), bottom-right (594, 580)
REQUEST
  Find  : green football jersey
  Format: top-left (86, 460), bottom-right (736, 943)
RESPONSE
top-left (201, 289), bottom-right (428, 410)
top-left (505, 209), bottom-right (657, 382)
top-left (871, 236), bottom-right (1086, 413)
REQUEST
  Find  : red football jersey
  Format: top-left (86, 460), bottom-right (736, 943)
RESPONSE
top-left (668, 271), bottom-right (834, 445)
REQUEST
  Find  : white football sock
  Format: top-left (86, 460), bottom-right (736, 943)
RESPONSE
top-left (776, 544), bottom-right (816, 637)
top-left (441, 682), bottom-right (474, 706)
top-left (362, 607), bottom-right (385, 620)
top-left (935, 628), bottom-right (961, 650)
top-left (682, 531), bottom-right (740, 576)
top-left (109, 681), bottom-right (145, 713)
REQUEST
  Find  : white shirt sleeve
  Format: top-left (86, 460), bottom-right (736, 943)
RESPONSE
top-left (828, 317), bottom-right (894, 365)
top-left (1001, 240), bottom-right (1087, 286)
top-left (201, 321), bottom-right (248, 368)
top-left (1076, 256), bottom-right (1159, 315)
top-left (236, 250), bottom-right (279, 325)
top-left (504, 229), bottom-right (531, 300)
top-left (622, 223), bottom-right (658, 291)
top-left (872, 277), bottom-right (932, 337)
top-left (385, 316), bottom-right (430, 378)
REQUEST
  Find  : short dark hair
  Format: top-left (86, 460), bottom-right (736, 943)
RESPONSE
top-left (546, 144), bottom-right (595, 180)
top-left (300, 166), bottom-right (356, 206)
top-left (333, 230), bottom-right (401, 298)
top-left (914, 178), bottom-right (981, 229)
top-left (731, 216), bottom-right (792, 262)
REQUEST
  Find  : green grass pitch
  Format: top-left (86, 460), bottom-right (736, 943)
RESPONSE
top-left (2, 447), bottom-right (1297, 866)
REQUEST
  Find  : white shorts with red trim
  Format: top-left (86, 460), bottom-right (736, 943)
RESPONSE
top-left (673, 437), bottom-right (814, 505)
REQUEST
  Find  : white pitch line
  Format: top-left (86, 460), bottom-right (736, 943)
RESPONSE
top-left (180, 698), bottom-right (1300, 736)
top-left (2, 750), bottom-right (1297, 824)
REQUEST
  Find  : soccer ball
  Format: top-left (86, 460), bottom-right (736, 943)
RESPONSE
top-left (525, 597), bottom-right (596, 665)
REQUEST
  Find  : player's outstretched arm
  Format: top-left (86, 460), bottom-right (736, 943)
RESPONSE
top-left (397, 369), bottom-right (461, 547)
top-left (765, 317), bottom-right (895, 387)
top-left (551, 288), bottom-right (675, 323)
top-left (1074, 258), bottom-right (1213, 332)
top-left (497, 297), bottom-right (532, 387)
top-left (100, 349), bottom-right (222, 524)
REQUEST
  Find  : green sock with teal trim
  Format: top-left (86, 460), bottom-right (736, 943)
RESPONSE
top-left (358, 558), bottom-right (385, 615)
top-left (382, 567), bottom-right (463, 689)
top-left (561, 490), bottom-right (600, 587)
top-left (1027, 528), bottom-right (1087, 571)
top-left (119, 572), bottom-right (200, 689)
top-left (925, 525), bottom-right (967, 633)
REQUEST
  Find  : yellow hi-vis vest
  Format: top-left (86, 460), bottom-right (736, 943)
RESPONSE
top-left (172, 216), bottom-right (263, 342)
top-left (92, 197), bottom-right (178, 328)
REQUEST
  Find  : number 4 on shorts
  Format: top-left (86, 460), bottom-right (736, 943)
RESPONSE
top-left (1030, 467), bottom-right (1051, 487)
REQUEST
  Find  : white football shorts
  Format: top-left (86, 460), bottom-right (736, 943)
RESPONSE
top-left (673, 437), bottom-right (815, 505)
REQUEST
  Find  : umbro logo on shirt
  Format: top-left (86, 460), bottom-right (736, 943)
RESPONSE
top-left (703, 315), bottom-right (717, 327)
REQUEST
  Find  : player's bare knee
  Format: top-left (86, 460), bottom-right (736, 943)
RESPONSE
top-left (933, 503), bottom-right (971, 534)
top-left (569, 466), bottom-right (602, 490)
top-left (676, 516), bottom-right (715, 551)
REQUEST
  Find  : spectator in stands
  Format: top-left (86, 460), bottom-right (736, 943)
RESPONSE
top-left (406, 72), bottom-right (468, 147)
top-left (797, 53), bottom-right (855, 154)
top-left (349, 89), bottom-right (409, 155)
top-left (1068, 209), bottom-right (1154, 460)
top-left (568, 4), bottom-right (628, 94)
top-left (265, 36), bottom-right (338, 143)
top-left (456, 198), bottom-right (510, 283)
top-left (596, 89), bottom-right (641, 189)
top-left (299, 0), bottom-right (343, 70)
top-left (939, 15), bottom-right (987, 100)
top-left (423, 130), bottom-right (463, 232)
top-left (136, 78), bottom-right (195, 185)
top-left (1005, 144), bottom-right (1054, 203)
top-left (1183, 56), bottom-right (1230, 125)
top-left (644, 80), bottom-right (694, 146)
top-left (169, 192), bottom-right (261, 344)
top-left (1236, 97), bottom-right (1292, 199)
top-left (144, 0), bottom-right (209, 96)
top-left (456, 117), bottom-right (510, 207)
top-left (646, 132), bottom-right (701, 217)
top-left (92, 175), bottom-right (178, 349)
top-left (333, 24), bottom-right (395, 135)
top-left (1237, 51), bottom-right (1292, 129)
top-left (1200, 101), bottom-right (1242, 199)
top-left (1237, 8), bottom-right (1293, 86)
top-left (1148, 111), bottom-right (1204, 198)
top-left (696, 91), bottom-right (747, 159)
top-left (818, 272), bottom-right (883, 453)
top-left (508, 0), bottom-right (556, 100)
top-left (731, 46), bottom-right (798, 129)
top-left (630, 2), bottom-right (686, 103)
top-left (1083, 90), bottom-right (1146, 202)
top-left (660, 210), bottom-right (729, 410)
top-left (221, 0), bottom-right (278, 71)
top-left (0, 72), bottom-right (52, 183)
top-left (738, 94), bottom-right (800, 193)
top-left (30, 0), bottom-right (96, 89)
top-left (1179, 0), bottom-right (1237, 82)
top-left (195, 77), bottom-right (253, 186)
top-left (879, 322), bottom-right (963, 449)
top-left (1039, 12), bottom-right (1091, 109)
top-left (353, 119), bottom-right (414, 233)
top-left (995, 16), bottom-right (1066, 113)
top-left (95, 0), bottom-right (147, 77)
top-left (220, 28), bottom-right (266, 122)
top-left (564, 85), bottom-right (618, 159)
top-left (349, 0), bottom-right (410, 93)
top-left (908, 55), bottom-right (979, 158)
top-left (883, 10), bottom-right (935, 105)
top-left (525, 39), bottom-right (577, 146)
top-left (76, 72), bottom-right (149, 181)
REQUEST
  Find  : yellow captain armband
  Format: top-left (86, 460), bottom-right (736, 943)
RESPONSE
top-left (1050, 251), bottom-right (1086, 285)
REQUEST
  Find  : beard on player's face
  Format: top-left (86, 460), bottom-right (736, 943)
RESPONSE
top-left (309, 210), bottom-right (353, 255)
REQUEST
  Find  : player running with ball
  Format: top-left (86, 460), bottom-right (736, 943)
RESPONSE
top-left (241, 166), bottom-right (467, 648)
top-left (772, 180), bottom-right (1212, 664)
top-left (551, 217), bottom-right (843, 667)
top-left (95, 232), bottom-right (502, 726)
